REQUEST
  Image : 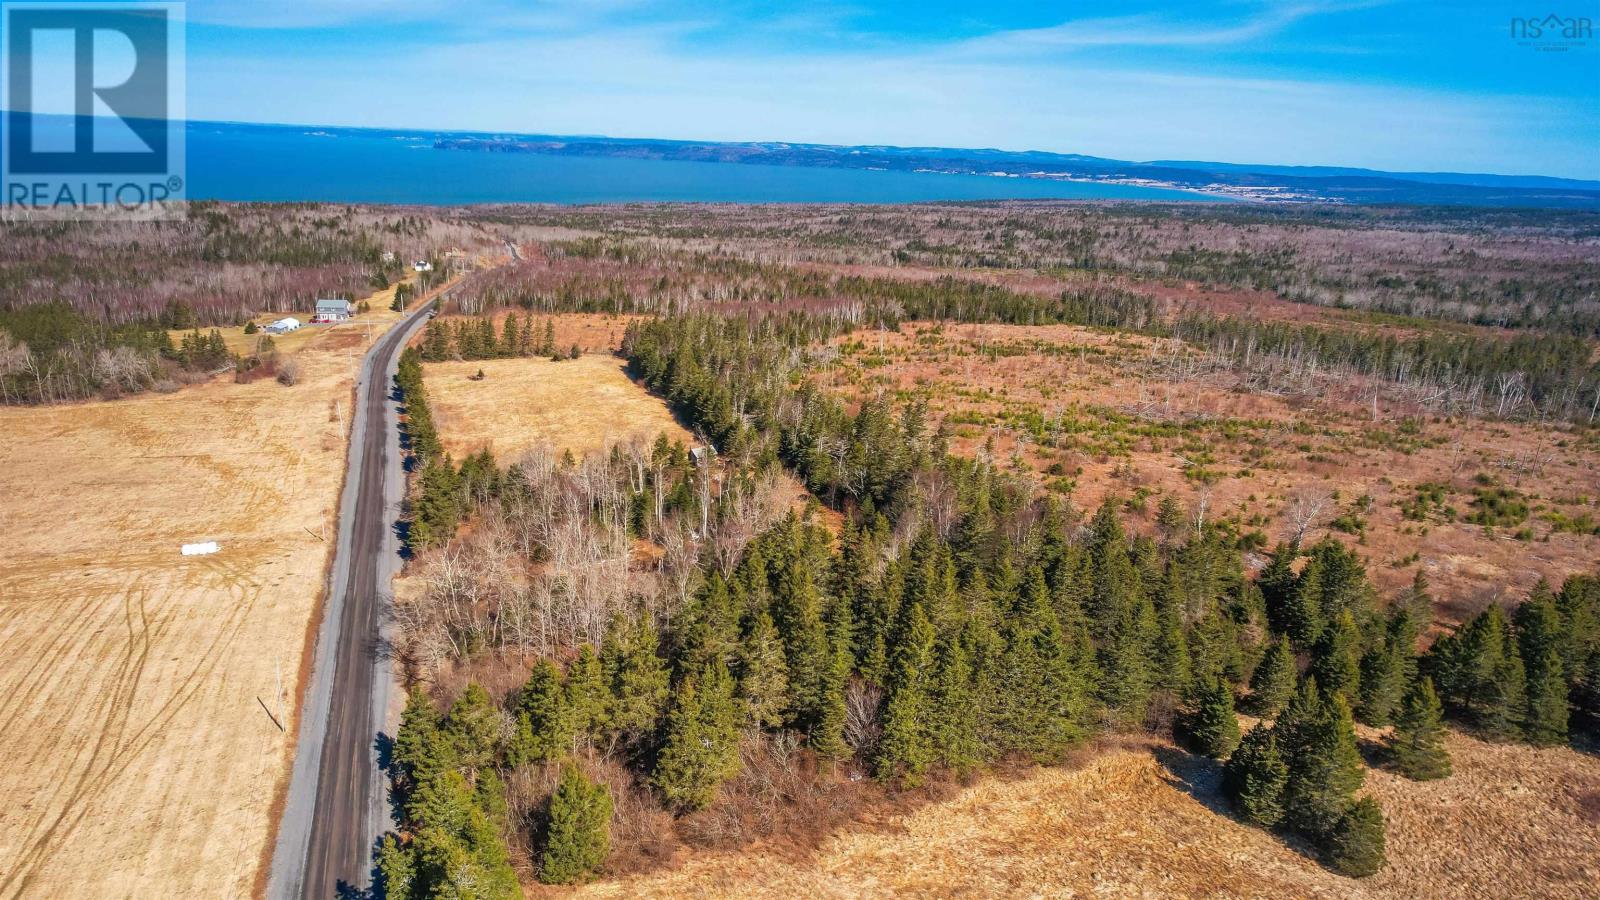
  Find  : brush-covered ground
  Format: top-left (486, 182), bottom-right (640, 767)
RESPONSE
top-left (572, 730), bottom-right (1600, 899)
top-left (818, 321), bottom-right (1600, 626)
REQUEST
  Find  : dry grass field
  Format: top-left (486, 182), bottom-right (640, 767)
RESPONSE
top-left (821, 322), bottom-right (1600, 625)
top-left (574, 731), bottom-right (1600, 899)
top-left (422, 354), bottom-right (694, 461)
top-left (0, 289), bottom-right (427, 898)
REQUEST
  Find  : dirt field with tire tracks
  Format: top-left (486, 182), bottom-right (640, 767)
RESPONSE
top-left (0, 288), bottom-right (417, 898)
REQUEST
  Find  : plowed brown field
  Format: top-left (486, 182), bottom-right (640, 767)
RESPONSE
top-left (0, 283), bottom-right (421, 899)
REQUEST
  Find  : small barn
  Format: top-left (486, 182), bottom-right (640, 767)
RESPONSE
top-left (312, 299), bottom-right (353, 323)
top-left (264, 316), bottom-right (301, 334)
top-left (412, 260), bottom-right (433, 273)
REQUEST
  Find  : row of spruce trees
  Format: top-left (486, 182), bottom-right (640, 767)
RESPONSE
top-left (397, 344), bottom-right (498, 553)
top-left (419, 313), bottom-right (579, 363)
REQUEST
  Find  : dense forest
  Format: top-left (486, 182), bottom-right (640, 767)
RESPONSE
top-left (379, 307), bottom-right (1600, 894)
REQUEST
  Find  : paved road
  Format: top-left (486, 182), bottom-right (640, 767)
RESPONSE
top-left (268, 296), bottom-right (437, 900)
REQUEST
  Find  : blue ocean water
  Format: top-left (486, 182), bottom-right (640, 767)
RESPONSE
top-left (185, 123), bottom-right (1222, 205)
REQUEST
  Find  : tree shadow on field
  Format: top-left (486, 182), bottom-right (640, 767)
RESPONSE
top-left (1151, 744), bottom-right (1233, 817)
top-left (1153, 744), bottom-right (1338, 874)
top-left (1356, 735), bottom-right (1391, 771)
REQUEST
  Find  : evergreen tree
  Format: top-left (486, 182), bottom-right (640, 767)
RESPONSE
top-left (1517, 589), bottom-right (1570, 746)
top-left (1390, 677), bottom-right (1451, 781)
top-left (772, 560), bottom-right (831, 731)
top-left (1429, 605), bottom-right (1527, 740)
top-left (810, 579), bottom-right (855, 762)
top-left (991, 571), bottom-right (1088, 761)
top-left (1284, 554), bottom-right (1328, 648)
top-left (410, 455), bottom-right (463, 549)
top-left (1082, 519), bottom-right (1156, 725)
top-left (1086, 503), bottom-right (1139, 641)
top-left (602, 614), bottom-right (670, 742)
top-left (1248, 635), bottom-right (1297, 716)
top-left (1555, 575), bottom-right (1600, 723)
top-left (564, 644), bottom-right (607, 739)
top-left (1097, 594), bottom-right (1157, 725)
top-left (1156, 495), bottom-right (1187, 540)
top-left (1357, 608), bottom-right (1415, 728)
top-left (377, 833), bottom-right (416, 900)
top-left (930, 632), bottom-right (981, 775)
top-left (652, 660), bottom-right (741, 811)
top-left (477, 317), bottom-right (497, 359)
top-left (1282, 690), bottom-right (1364, 840)
top-left (1325, 796), bottom-right (1387, 878)
top-left (501, 312), bottom-right (521, 357)
top-left (422, 320), bottom-right (452, 360)
top-left (542, 318), bottom-right (557, 355)
top-left (811, 638), bottom-right (852, 762)
top-left (507, 660), bottom-right (570, 767)
top-left (1224, 723), bottom-right (1288, 828)
top-left (444, 682), bottom-right (501, 774)
top-left (539, 763), bottom-right (613, 884)
top-left (1259, 542), bottom-right (1301, 635)
top-left (519, 313), bottom-right (535, 356)
top-left (394, 687), bottom-right (450, 792)
top-left (1183, 676), bottom-right (1241, 759)
top-left (1523, 648), bottom-right (1569, 746)
top-left (1309, 539), bottom-right (1375, 625)
top-left (1310, 610), bottom-right (1362, 704)
top-left (402, 769), bottom-right (521, 899)
top-left (734, 610), bottom-right (790, 729)
top-left (1153, 584), bottom-right (1194, 696)
top-left (876, 602), bottom-right (937, 782)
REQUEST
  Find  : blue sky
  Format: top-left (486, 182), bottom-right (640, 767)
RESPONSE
top-left (178, 0), bottom-right (1599, 177)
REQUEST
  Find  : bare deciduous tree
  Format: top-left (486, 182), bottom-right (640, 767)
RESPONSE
top-left (1284, 488), bottom-right (1333, 544)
